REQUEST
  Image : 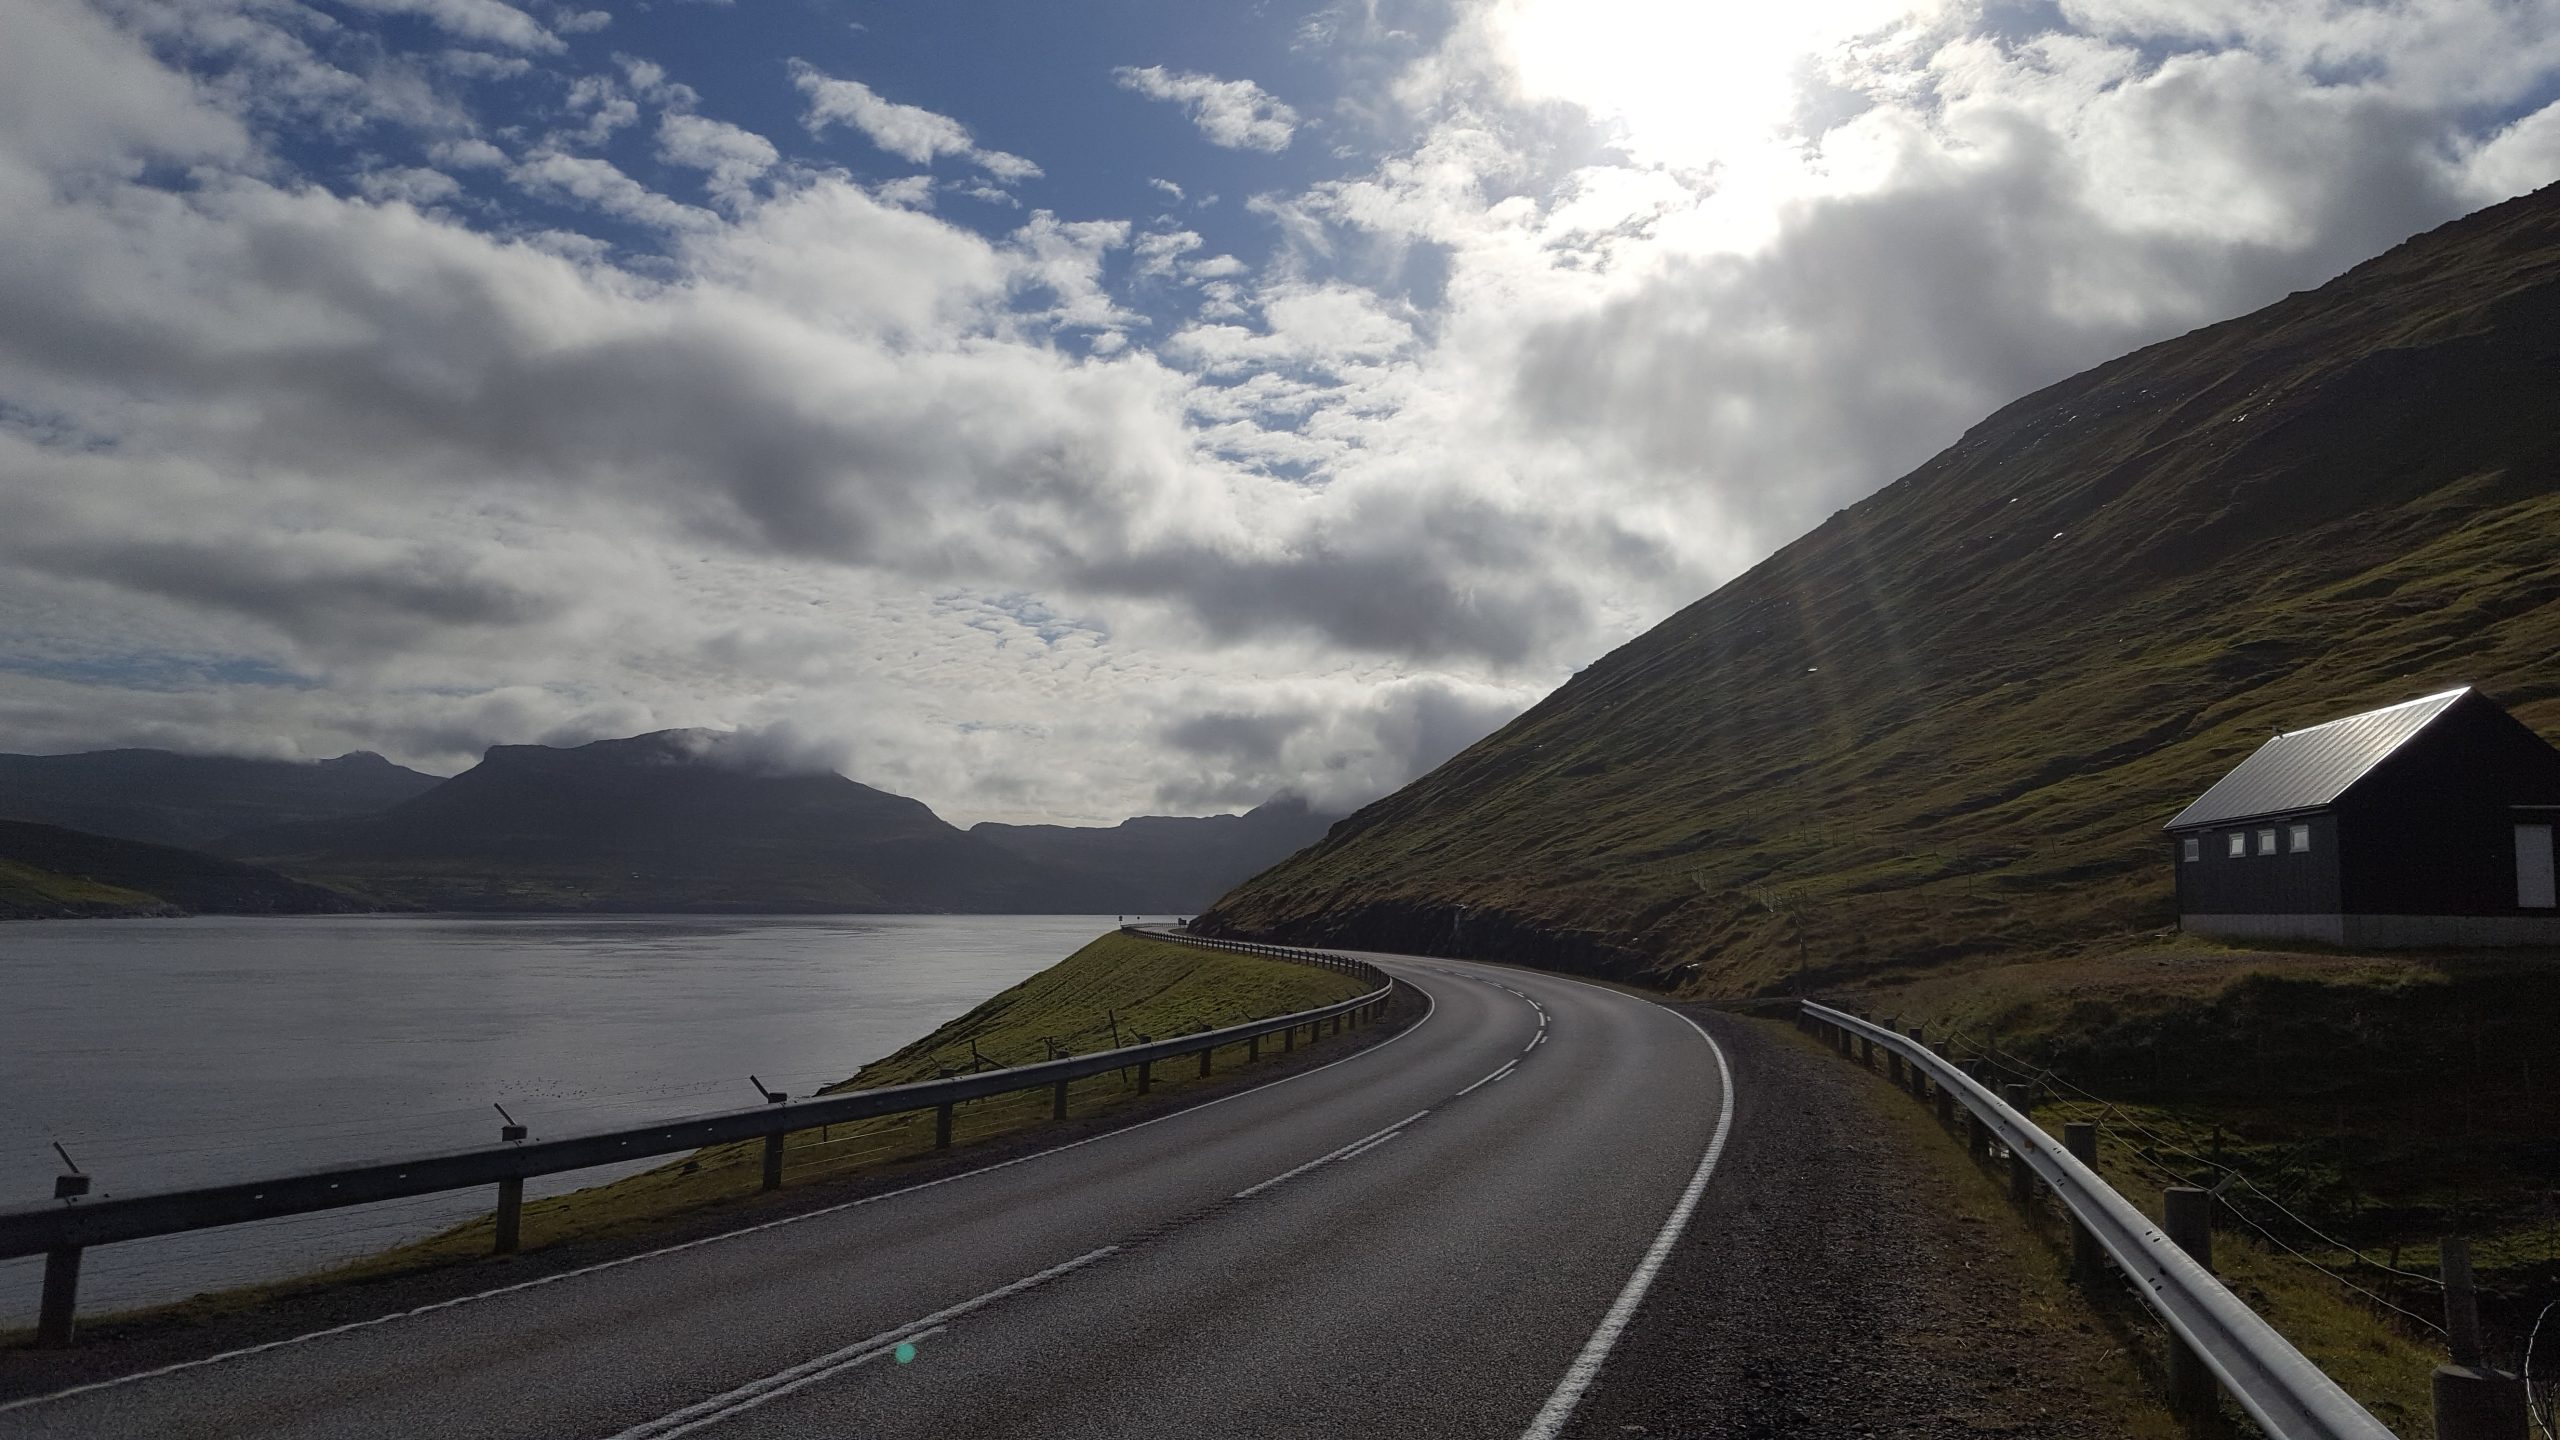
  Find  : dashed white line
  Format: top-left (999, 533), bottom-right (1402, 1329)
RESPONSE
top-left (604, 1247), bottom-right (1118, 1440)
top-left (1456, 1060), bottom-right (1518, 1096)
top-left (1232, 1110), bottom-right (1430, 1199)
top-left (0, 982), bottom-right (1441, 1418)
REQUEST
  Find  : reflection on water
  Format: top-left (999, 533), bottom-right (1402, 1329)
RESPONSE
top-left (0, 913), bottom-right (1127, 1322)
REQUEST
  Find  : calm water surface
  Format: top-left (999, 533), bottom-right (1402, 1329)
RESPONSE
top-left (0, 913), bottom-right (1132, 1323)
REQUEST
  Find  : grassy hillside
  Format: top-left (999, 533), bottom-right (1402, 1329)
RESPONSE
top-left (1203, 183), bottom-right (2560, 996)
top-left (0, 821), bottom-right (362, 919)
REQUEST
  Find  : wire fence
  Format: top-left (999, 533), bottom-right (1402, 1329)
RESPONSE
top-left (1895, 1019), bottom-right (2478, 1346)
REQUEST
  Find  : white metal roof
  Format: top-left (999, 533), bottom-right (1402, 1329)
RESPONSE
top-left (2164, 687), bottom-right (2472, 830)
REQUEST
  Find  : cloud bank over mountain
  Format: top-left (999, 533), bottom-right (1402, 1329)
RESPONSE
top-left (0, 0), bottom-right (2553, 823)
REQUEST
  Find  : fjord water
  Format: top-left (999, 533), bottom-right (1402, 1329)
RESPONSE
top-left (0, 914), bottom-right (1127, 1325)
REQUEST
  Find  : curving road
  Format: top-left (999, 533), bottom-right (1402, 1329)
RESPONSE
top-left (0, 948), bottom-right (1731, 1440)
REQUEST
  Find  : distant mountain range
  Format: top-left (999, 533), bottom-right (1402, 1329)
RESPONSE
top-left (0, 748), bottom-right (440, 850)
top-left (0, 732), bottom-right (1340, 916)
top-left (972, 798), bottom-right (1337, 910)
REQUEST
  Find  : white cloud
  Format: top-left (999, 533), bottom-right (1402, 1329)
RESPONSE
top-left (659, 112), bottom-right (778, 206)
top-left (5, 0), bottom-right (2560, 829)
top-left (791, 61), bottom-right (1043, 182)
top-left (1114, 65), bottom-right (1300, 152)
top-left (336, 0), bottom-right (562, 54)
top-left (509, 150), bottom-right (719, 230)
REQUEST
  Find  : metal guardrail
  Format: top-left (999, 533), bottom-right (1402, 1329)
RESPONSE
top-left (5, 932), bottom-right (1394, 1346)
top-left (1799, 1002), bottom-right (2397, 1440)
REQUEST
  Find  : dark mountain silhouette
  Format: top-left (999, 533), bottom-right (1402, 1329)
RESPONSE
top-left (0, 748), bottom-right (440, 850)
top-left (212, 729), bottom-right (1322, 914)
top-left (0, 821), bottom-right (361, 919)
top-left (219, 729), bottom-right (1088, 913)
top-left (972, 796), bottom-right (1341, 913)
top-left (1200, 183), bottom-right (2560, 994)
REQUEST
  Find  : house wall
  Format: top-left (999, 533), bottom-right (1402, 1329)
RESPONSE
top-left (2184, 912), bottom-right (2560, 946)
top-left (2336, 699), bottom-right (2560, 917)
top-left (2172, 811), bottom-right (2341, 916)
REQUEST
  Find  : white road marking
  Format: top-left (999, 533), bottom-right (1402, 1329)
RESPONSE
top-left (0, 984), bottom-right (1441, 1417)
top-left (1455, 1060), bottom-right (1517, 1096)
top-left (1231, 1110), bottom-right (1430, 1199)
top-left (604, 1246), bottom-right (1118, 1440)
top-left (1517, 1007), bottom-right (1734, 1440)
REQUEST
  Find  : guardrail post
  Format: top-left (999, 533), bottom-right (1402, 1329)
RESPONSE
top-left (2002, 1085), bottom-right (2034, 1204)
top-left (2064, 1124), bottom-right (2102, 1280)
top-left (935, 1101), bottom-right (954, 1150)
top-left (2431, 1235), bottom-right (2529, 1440)
top-left (761, 1132), bottom-right (785, 1192)
top-left (1198, 1046), bottom-right (1213, 1078)
top-left (1858, 1033), bottom-right (1873, 1067)
top-left (1284, 1025), bottom-right (1295, 1053)
top-left (1884, 1016), bottom-right (1903, 1085)
top-left (2163, 1187), bottom-right (2219, 1417)
top-left (1247, 1034), bottom-right (1260, 1063)
top-left (36, 1245), bottom-right (81, 1347)
top-left (1052, 1080), bottom-right (1069, 1121)
top-left (494, 1176), bottom-right (525, 1254)
top-left (1137, 1060), bottom-right (1153, 1095)
top-left (1933, 1075), bottom-right (1955, 1126)
top-left (1906, 1029), bottom-right (1928, 1096)
top-left (1966, 1102), bottom-right (1988, 1162)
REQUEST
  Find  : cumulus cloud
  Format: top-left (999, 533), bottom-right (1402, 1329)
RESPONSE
top-left (658, 112), bottom-right (778, 206)
top-left (5, 0), bottom-right (2559, 827)
top-left (337, 0), bottom-right (562, 54)
top-left (791, 60), bottom-right (1042, 181)
top-left (1114, 65), bottom-right (1300, 151)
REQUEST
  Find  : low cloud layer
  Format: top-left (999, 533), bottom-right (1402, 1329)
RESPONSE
top-left (0, 0), bottom-right (2554, 823)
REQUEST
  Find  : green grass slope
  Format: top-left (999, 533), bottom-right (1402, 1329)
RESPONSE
top-left (0, 821), bottom-right (361, 919)
top-left (1203, 183), bottom-right (2560, 995)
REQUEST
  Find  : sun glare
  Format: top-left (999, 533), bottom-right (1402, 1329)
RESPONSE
top-left (1494, 0), bottom-right (1941, 169)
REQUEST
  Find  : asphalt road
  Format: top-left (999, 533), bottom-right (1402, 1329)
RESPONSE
top-left (0, 949), bottom-right (1731, 1439)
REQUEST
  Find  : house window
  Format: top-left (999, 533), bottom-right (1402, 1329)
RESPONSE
top-left (2288, 824), bottom-right (2311, 853)
top-left (2256, 828), bottom-right (2277, 856)
top-left (2182, 837), bottom-right (2200, 862)
top-left (2227, 833), bottom-right (2246, 858)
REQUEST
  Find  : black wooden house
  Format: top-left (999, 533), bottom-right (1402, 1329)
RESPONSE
top-left (2166, 687), bottom-right (2560, 946)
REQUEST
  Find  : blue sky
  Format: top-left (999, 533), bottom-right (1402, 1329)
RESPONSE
top-left (2, 0), bottom-right (2557, 822)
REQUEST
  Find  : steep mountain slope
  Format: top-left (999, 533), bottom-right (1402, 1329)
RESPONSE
top-left (971, 797), bottom-right (1340, 913)
top-left (223, 730), bottom-right (1089, 913)
top-left (0, 821), bottom-right (361, 918)
top-left (1202, 183), bottom-right (2560, 994)
top-left (0, 749), bottom-right (440, 850)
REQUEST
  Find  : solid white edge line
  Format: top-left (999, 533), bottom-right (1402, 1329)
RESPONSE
top-left (0, 981), bottom-right (1441, 1417)
top-left (1231, 1110), bottom-right (1430, 1199)
top-left (606, 1244), bottom-right (1117, 1440)
top-left (1516, 1006), bottom-right (1734, 1440)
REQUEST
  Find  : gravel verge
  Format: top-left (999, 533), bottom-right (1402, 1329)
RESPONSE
top-left (1560, 1005), bottom-right (2181, 1439)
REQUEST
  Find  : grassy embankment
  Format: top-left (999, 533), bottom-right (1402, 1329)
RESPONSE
top-left (1851, 938), bottom-right (2560, 1434)
top-left (37, 932), bottom-right (1369, 1334)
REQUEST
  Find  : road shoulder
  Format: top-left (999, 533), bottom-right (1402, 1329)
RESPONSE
top-left (1560, 1006), bottom-right (2182, 1439)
